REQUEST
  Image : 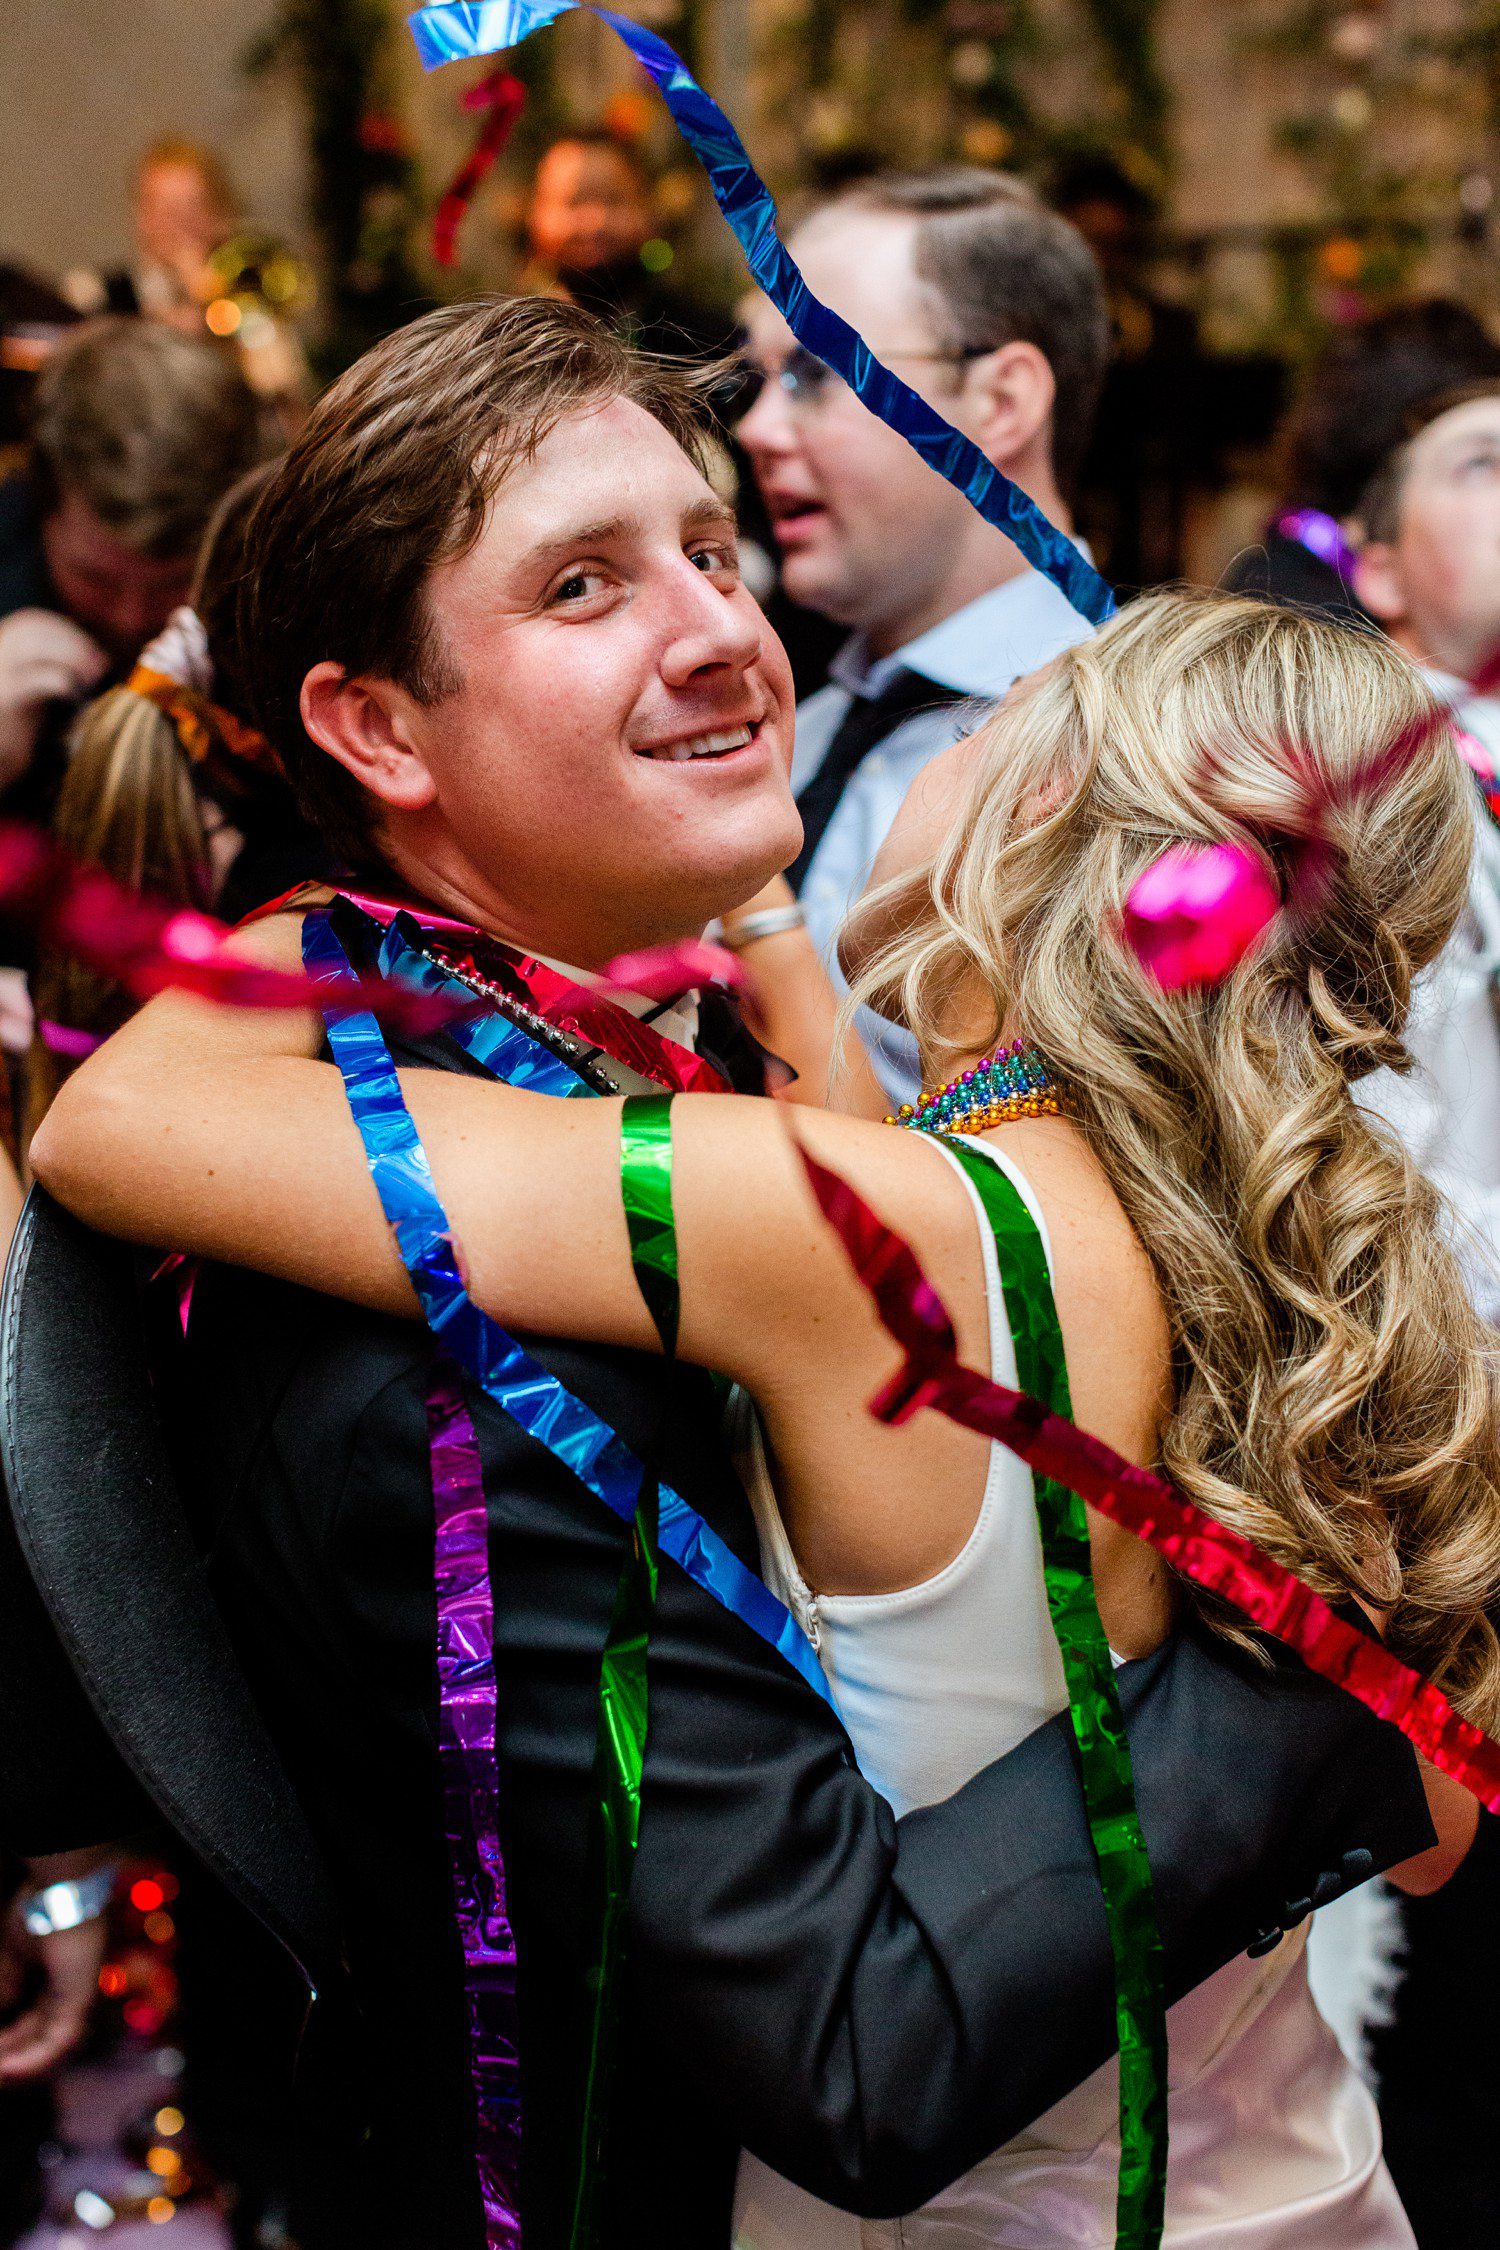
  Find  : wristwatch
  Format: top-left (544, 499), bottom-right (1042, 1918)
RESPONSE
top-left (19, 1864), bottom-right (117, 1937)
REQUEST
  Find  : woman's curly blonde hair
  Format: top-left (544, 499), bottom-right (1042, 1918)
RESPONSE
top-left (847, 588), bottom-right (1500, 1728)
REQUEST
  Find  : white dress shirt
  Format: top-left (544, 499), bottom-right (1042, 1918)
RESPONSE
top-left (793, 569), bottom-right (1095, 1103)
top-left (1355, 674), bottom-right (1500, 1324)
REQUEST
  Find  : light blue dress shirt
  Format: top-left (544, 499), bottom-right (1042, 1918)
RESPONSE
top-left (1356, 675), bottom-right (1500, 1323)
top-left (793, 569), bottom-right (1095, 1104)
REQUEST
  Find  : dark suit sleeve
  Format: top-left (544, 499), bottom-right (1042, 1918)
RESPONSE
top-left (628, 1590), bottom-right (1432, 2216)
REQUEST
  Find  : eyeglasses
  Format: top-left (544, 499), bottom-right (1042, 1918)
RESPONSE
top-left (740, 340), bottom-right (994, 413)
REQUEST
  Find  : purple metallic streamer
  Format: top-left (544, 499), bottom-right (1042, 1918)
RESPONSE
top-left (428, 1364), bottom-right (524, 2246)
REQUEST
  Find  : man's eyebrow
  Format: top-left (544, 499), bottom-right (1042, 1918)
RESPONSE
top-left (516, 515), bottom-right (632, 572)
top-left (683, 496), bottom-right (739, 535)
top-left (514, 498), bottom-right (736, 575)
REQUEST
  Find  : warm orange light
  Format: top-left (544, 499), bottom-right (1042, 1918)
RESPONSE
top-left (144, 1911), bottom-right (176, 1945)
top-left (146, 2147), bottom-right (180, 2178)
top-left (155, 2106), bottom-right (186, 2136)
top-left (1319, 236), bottom-right (1363, 284)
top-left (205, 297), bottom-right (242, 337)
top-left (98, 1964), bottom-right (128, 1997)
top-left (146, 2195), bottom-right (177, 2222)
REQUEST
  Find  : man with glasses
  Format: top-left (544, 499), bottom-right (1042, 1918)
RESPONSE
top-left (738, 170), bottom-right (1109, 1098)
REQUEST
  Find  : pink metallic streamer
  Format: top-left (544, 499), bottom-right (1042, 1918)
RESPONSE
top-left (0, 823), bottom-right (475, 1036)
top-left (427, 1365), bottom-right (523, 2246)
top-left (586, 937), bottom-right (746, 1004)
top-left (799, 1145), bottom-right (1500, 1812)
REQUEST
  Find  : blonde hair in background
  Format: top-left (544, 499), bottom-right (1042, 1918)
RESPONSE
top-left (848, 587), bottom-right (1500, 1727)
top-left (26, 689), bottom-right (212, 1124)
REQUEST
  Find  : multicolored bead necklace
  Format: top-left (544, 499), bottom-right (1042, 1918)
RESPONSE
top-left (887, 1037), bottom-right (1072, 1136)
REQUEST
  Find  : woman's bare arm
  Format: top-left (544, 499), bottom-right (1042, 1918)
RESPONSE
top-left (30, 914), bottom-right (958, 1410)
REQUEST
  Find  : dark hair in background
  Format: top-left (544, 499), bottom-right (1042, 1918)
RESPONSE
top-left (30, 317), bottom-right (265, 558)
top-left (1356, 376), bottom-right (1500, 544)
top-left (233, 294), bottom-right (721, 869)
top-left (1283, 299), bottom-right (1500, 521)
top-left (820, 168), bottom-right (1112, 489)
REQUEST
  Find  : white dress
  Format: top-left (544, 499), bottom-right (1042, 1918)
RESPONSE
top-left (732, 1139), bottom-right (1414, 2250)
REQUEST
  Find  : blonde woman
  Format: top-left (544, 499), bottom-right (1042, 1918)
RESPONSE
top-left (36, 591), bottom-right (1495, 2245)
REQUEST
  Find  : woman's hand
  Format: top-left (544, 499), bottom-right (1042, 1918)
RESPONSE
top-left (0, 1849), bottom-right (117, 2085)
top-left (721, 876), bottom-right (888, 1119)
top-left (1385, 1759), bottom-right (1479, 1895)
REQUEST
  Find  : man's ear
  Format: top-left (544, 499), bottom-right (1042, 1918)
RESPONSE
top-left (967, 340), bottom-right (1057, 472)
top-left (299, 663), bottom-right (440, 814)
top-left (1351, 541), bottom-right (1409, 631)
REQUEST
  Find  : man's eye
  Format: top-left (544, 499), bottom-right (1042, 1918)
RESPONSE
top-left (1457, 450), bottom-right (1500, 479)
top-left (689, 543), bottom-right (738, 575)
top-left (553, 569), bottom-right (607, 602)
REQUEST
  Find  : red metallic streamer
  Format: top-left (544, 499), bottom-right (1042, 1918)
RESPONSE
top-left (434, 69), bottom-right (528, 267)
top-left (798, 1144), bottom-right (1500, 1811)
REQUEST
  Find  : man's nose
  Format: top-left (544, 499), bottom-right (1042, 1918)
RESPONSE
top-left (658, 563), bottom-right (762, 686)
top-left (736, 373), bottom-right (797, 462)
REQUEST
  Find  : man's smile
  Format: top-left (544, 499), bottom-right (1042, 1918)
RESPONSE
top-left (633, 715), bottom-right (767, 764)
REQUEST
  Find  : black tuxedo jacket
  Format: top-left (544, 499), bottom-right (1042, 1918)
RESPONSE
top-left (0, 1027), bottom-right (1433, 2248)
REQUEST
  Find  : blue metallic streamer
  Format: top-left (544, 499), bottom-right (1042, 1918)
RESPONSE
top-left (368, 911), bottom-right (592, 1097)
top-left (407, 1), bottom-right (1115, 629)
top-left (304, 909), bottom-right (835, 1708)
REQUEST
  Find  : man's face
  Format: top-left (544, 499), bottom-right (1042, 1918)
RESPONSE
top-left (135, 161), bottom-right (231, 274)
top-left (41, 487), bottom-right (195, 665)
top-left (383, 397), bottom-right (800, 964)
top-left (736, 207), bottom-right (981, 635)
top-left (528, 142), bottom-right (652, 276)
top-left (1358, 395), bottom-right (1500, 679)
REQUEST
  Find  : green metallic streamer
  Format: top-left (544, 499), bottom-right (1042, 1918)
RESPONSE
top-left (620, 1095), bottom-right (680, 1355)
top-left (570, 1471), bottom-right (660, 2250)
top-left (947, 1140), bottom-right (1169, 2250)
top-left (570, 1098), bottom-right (679, 2245)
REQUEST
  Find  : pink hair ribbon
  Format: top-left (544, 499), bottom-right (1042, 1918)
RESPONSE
top-left (1121, 700), bottom-right (1459, 993)
top-left (1121, 842), bottom-right (1281, 991)
top-left (798, 1142), bottom-right (1500, 1811)
top-left (434, 67), bottom-right (528, 267)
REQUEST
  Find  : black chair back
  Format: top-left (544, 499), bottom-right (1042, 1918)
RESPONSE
top-left (0, 1188), bottom-right (341, 1996)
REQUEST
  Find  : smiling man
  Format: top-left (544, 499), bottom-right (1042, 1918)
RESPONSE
top-left (10, 298), bottom-right (1435, 2248)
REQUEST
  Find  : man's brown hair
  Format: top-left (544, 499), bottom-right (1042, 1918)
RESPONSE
top-left (234, 294), bottom-right (719, 868)
top-left (819, 169), bottom-right (1110, 489)
top-left (31, 318), bottom-right (265, 559)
